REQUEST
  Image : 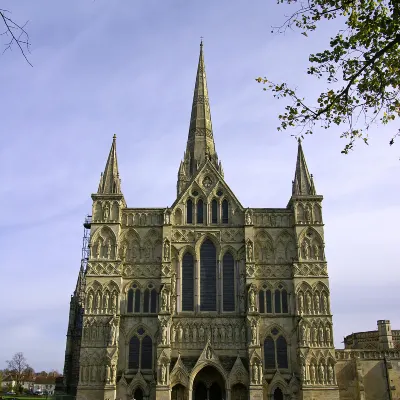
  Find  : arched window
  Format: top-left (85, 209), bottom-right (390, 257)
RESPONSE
top-left (182, 253), bottom-right (194, 311)
top-left (274, 285), bottom-right (289, 314)
top-left (259, 290), bottom-right (265, 313)
top-left (223, 252), bottom-right (235, 312)
top-left (197, 199), bottom-right (204, 224)
top-left (143, 286), bottom-right (157, 313)
top-left (275, 289), bottom-right (281, 313)
top-left (128, 329), bottom-right (153, 371)
top-left (128, 336), bottom-right (140, 369)
top-left (211, 199), bottom-right (218, 224)
top-left (143, 289), bottom-right (150, 313)
top-left (127, 285), bottom-right (141, 313)
top-left (264, 336), bottom-right (275, 369)
top-left (259, 286), bottom-right (273, 314)
top-left (186, 199), bottom-right (193, 224)
top-left (133, 388), bottom-right (143, 400)
top-left (141, 335), bottom-right (153, 369)
top-left (222, 199), bottom-right (229, 224)
top-left (200, 239), bottom-right (217, 311)
top-left (150, 289), bottom-right (157, 313)
top-left (276, 336), bottom-right (288, 368)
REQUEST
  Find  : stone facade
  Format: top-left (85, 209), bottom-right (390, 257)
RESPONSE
top-left (62, 43), bottom-right (400, 400)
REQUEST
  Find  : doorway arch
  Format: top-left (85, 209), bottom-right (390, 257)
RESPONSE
top-left (172, 383), bottom-right (187, 400)
top-left (231, 383), bottom-right (248, 400)
top-left (133, 387), bottom-right (143, 400)
top-left (192, 365), bottom-right (226, 400)
top-left (273, 387), bottom-right (284, 400)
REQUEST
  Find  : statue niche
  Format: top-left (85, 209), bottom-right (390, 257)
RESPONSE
top-left (93, 227), bottom-right (116, 260)
top-left (300, 228), bottom-right (323, 261)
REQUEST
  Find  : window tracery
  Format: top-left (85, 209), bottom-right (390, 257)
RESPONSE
top-left (128, 328), bottom-right (153, 371)
top-left (263, 330), bottom-right (289, 370)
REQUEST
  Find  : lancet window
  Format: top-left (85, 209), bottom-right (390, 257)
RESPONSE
top-left (186, 199), bottom-right (193, 224)
top-left (222, 199), bottom-right (229, 224)
top-left (259, 284), bottom-right (288, 314)
top-left (182, 252), bottom-right (194, 311)
top-left (197, 199), bottom-right (204, 224)
top-left (127, 284), bottom-right (141, 313)
top-left (222, 252), bottom-right (235, 312)
top-left (128, 328), bottom-right (153, 370)
top-left (143, 284), bottom-right (158, 313)
top-left (200, 239), bottom-right (217, 311)
top-left (263, 331), bottom-right (288, 370)
top-left (211, 199), bottom-right (218, 224)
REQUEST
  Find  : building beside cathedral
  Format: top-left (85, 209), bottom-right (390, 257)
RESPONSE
top-left (62, 43), bottom-right (400, 400)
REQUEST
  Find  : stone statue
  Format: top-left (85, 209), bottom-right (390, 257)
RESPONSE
top-left (192, 325), bottom-right (197, 342)
top-left (161, 290), bottom-right (168, 312)
top-left (327, 364), bottom-right (334, 384)
top-left (96, 292), bottom-right (101, 312)
top-left (121, 244), bottom-right (127, 261)
top-left (103, 203), bottom-right (110, 220)
top-left (161, 363), bottom-right (167, 384)
top-left (298, 292), bottom-right (304, 314)
top-left (111, 364), bottom-right (116, 384)
top-left (252, 363), bottom-right (259, 384)
top-left (305, 206), bottom-right (311, 223)
top-left (162, 324), bottom-right (168, 345)
top-left (87, 292), bottom-right (94, 311)
top-left (227, 325), bottom-right (233, 342)
top-left (109, 321), bottom-right (116, 346)
top-left (300, 324), bottom-right (307, 345)
top-left (171, 296), bottom-right (176, 315)
top-left (235, 325), bottom-right (240, 343)
top-left (314, 293), bottom-right (320, 314)
top-left (246, 211), bottom-right (252, 225)
top-left (95, 242), bottom-right (100, 258)
top-left (106, 364), bottom-right (111, 384)
top-left (206, 346), bottom-right (212, 360)
top-left (219, 325), bottom-right (225, 342)
top-left (171, 274), bottom-right (176, 295)
top-left (241, 325), bottom-right (246, 343)
top-left (213, 326), bottom-right (218, 343)
top-left (318, 364), bottom-right (325, 384)
top-left (313, 243), bottom-right (319, 260)
top-left (171, 325), bottom-right (176, 343)
top-left (163, 241), bottom-right (170, 261)
top-left (247, 242), bottom-right (253, 262)
top-left (310, 364), bottom-right (316, 384)
top-left (104, 292), bottom-right (110, 313)
top-left (248, 287), bottom-right (256, 312)
top-left (112, 293), bottom-right (117, 313)
top-left (322, 293), bottom-right (328, 314)
top-left (105, 240), bottom-right (110, 259)
top-left (251, 325), bottom-right (257, 345)
top-left (177, 325), bottom-right (183, 342)
top-left (301, 363), bottom-right (306, 382)
top-left (325, 326), bottom-right (331, 345)
top-left (312, 326), bottom-right (318, 346)
top-left (199, 325), bottom-right (205, 342)
top-left (302, 241), bottom-right (310, 260)
top-left (185, 325), bottom-right (190, 342)
top-left (164, 211), bottom-right (170, 225)
top-left (318, 326), bottom-right (324, 346)
top-left (305, 292), bottom-right (312, 314)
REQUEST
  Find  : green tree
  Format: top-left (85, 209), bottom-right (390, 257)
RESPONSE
top-left (257, 0), bottom-right (400, 153)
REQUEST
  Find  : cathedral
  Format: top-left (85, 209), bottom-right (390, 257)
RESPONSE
top-left (61, 43), bottom-right (400, 400)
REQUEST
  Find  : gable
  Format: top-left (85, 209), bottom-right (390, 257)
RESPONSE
top-left (171, 160), bottom-right (244, 216)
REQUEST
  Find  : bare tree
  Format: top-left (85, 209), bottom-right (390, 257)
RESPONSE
top-left (6, 352), bottom-right (31, 392)
top-left (0, 8), bottom-right (32, 66)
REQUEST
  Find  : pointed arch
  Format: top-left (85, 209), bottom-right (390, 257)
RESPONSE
top-left (200, 239), bottom-right (217, 311)
top-left (186, 198), bottom-right (193, 224)
top-left (182, 251), bottom-right (195, 312)
top-left (221, 198), bottom-right (229, 224)
top-left (222, 251), bottom-right (235, 312)
top-left (197, 198), bottom-right (205, 224)
top-left (211, 198), bottom-right (218, 224)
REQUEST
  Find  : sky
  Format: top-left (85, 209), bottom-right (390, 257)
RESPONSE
top-left (0, 0), bottom-right (399, 372)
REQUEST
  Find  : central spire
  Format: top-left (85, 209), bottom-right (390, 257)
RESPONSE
top-left (178, 42), bottom-right (222, 195)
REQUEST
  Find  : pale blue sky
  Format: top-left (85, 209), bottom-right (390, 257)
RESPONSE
top-left (0, 1), bottom-right (399, 372)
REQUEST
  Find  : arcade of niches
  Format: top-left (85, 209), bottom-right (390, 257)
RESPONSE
top-left (61, 42), bottom-right (400, 400)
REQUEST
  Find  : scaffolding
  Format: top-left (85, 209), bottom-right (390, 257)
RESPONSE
top-left (81, 214), bottom-right (92, 272)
